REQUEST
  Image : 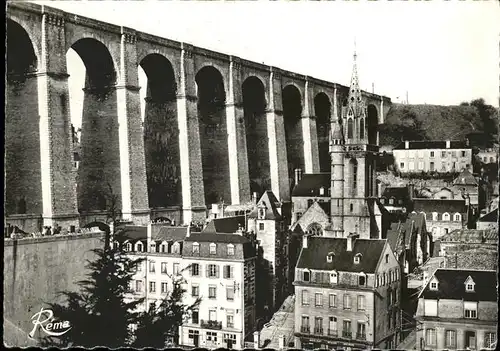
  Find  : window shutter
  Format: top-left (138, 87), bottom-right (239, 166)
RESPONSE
top-left (190, 264), bottom-right (193, 276)
top-left (216, 265), bottom-right (220, 278)
top-left (206, 265), bottom-right (210, 277)
top-left (230, 266), bottom-right (234, 279)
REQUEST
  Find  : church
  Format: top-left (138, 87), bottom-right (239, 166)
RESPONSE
top-left (291, 49), bottom-right (384, 240)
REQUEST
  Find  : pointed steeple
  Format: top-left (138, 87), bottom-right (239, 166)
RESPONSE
top-left (347, 40), bottom-right (365, 118)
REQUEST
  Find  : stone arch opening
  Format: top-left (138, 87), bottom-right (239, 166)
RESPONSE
top-left (306, 222), bottom-right (323, 236)
top-left (5, 19), bottom-right (42, 216)
top-left (195, 66), bottom-right (230, 205)
top-left (367, 104), bottom-right (378, 145)
top-left (282, 85), bottom-right (303, 190)
top-left (139, 54), bottom-right (181, 209)
top-left (314, 93), bottom-right (331, 172)
top-left (243, 76), bottom-right (269, 196)
top-left (69, 38), bottom-right (121, 213)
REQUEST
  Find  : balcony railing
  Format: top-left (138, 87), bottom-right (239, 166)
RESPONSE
top-left (342, 331), bottom-right (352, 338)
top-left (300, 326), bottom-right (310, 334)
top-left (356, 333), bottom-right (366, 340)
top-left (200, 319), bottom-right (222, 330)
top-left (314, 328), bottom-right (324, 335)
top-left (328, 329), bottom-right (338, 337)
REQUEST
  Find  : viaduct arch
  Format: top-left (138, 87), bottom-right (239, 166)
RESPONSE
top-left (5, 2), bottom-right (391, 231)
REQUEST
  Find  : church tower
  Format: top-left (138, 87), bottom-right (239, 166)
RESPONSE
top-left (329, 47), bottom-right (380, 239)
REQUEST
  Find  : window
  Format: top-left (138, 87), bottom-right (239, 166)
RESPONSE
top-left (135, 280), bottom-right (143, 292)
top-left (192, 311), bottom-right (199, 324)
top-left (354, 253), bottom-right (362, 264)
top-left (207, 264), bottom-right (219, 278)
top-left (359, 118), bottom-right (365, 139)
top-left (352, 159), bottom-right (358, 194)
top-left (442, 212), bottom-right (450, 221)
top-left (330, 271), bottom-right (338, 284)
top-left (432, 212), bottom-right (438, 221)
top-left (209, 243), bottom-right (216, 255)
top-left (328, 316), bottom-right (337, 335)
top-left (357, 295), bottom-right (366, 311)
top-left (137, 242), bottom-right (143, 252)
top-left (160, 243), bottom-right (167, 253)
top-left (347, 118), bottom-right (353, 139)
top-left (192, 242), bottom-right (200, 254)
top-left (430, 151), bottom-right (435, 157)
top-left (161, 262), bottom-right (167, 274)
top-left (329, 294), bottom-right (337, 308)
top-left (385, 254), bottom-right (389, 263)
top-left (319, 187), bottom-right (325, 196)
top-left (343, 295), bottom-right (351, 309)
top-left (426, 328), bottom-right (437, 346)
top-left (258, 208), bottom-right (265, 219)
top-left (465, 331), bottom-right (476, 349)
top-left (223, 265), bottom-right (234, 279)
top-left (227, 244), bottom-right (234, 256)
top-left (149, 261), bottom-right (156, 273)
top-left (350, 203), bottom-right (354, 212)
top-left (150, 243), bottom-right (157, 252)
top-left (445, 330), bottom-right (456, 348)
top-left (430, 162), bottom-right (435, 171)
top-left (400, 162), bottom-right (405, 169)
top-left (424, 299), bottom-right (438, 316)
top-left (208, 285), bottom-right (217, 299)
top-left (342, 320), bottom-right (352, 338)
top-left (296, 212), bottom-right (302, 221)
top-left (209, 309), bottom-right (217, 321)
top-left (136, 262), bottom-right (143, 272)
top-left (454, 213), bottom-right (461, 221)
top-left (303, 270), bottom-right (310, 282)
top-left (191, 263), bottom-right (200, 276)
top-left (206, 331), bottom-right (217, 343)
top-left (259, 223), bottom-right (264, 231)
top-left (301, 290), bottom-right (309, 305)
top-left (161, 282), bottom-right (168, 294)
top-left (358, 275), bottom-right (366, 286)
top-left (465, 280), bottom-right (475, 292)
top-left (172, 242), bottom-right (180, 254)
top-left (357, 322), bottom-right (366, 340)
top-left (301, 316), bottom-right (310, 333)
top-left (126, 242), bottom-right (133, 252)
top-left (461, 151), bottom-right (466, 157)
top-left (430, 281), bottom-right (438, 290)
top-left (149, 281), bottom-right (156, 293)
top-left (327, 253), bottom-right (334, 263)
top-left (409, 161), bottom-right (415, 170)
top-left (226, 285), bottom-right (235, 301)
top-left (314, 317), bottom-right (323, 334)
top-left (451, 151), bottom-right (456, 158)
top-left (315, 293), bottom-right (323, 307)
top-left (173, 263), bottom-right (179, 275)
top-left (191, 284), bottom-right (199, 297)
top-left (464, 301), bottom-right (477, 319)
top-left (226, 313), bottom-right (234, 328)
top-left (418, 161), bottom-right (424, 170)
top-left (389, 198), bottom-right (395, 205)
top-left (484, 332), bottom-right (496, 349)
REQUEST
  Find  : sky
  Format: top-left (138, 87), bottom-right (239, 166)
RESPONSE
top-left (28, 0), bottom-right (500, 129)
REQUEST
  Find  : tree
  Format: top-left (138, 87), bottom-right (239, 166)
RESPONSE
top-left (132, 269), bottom-right (201, 348)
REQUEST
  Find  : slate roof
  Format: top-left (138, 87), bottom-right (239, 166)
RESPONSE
top-left (248, 191), bottom-right (282, 220)
top-left (394, 140), bottom-right (469, 150)
top-left (292, 173), bottom-right (331, 197)
top-left (296, 237), bottom-right (387, 273)
top-left (153, 226), bottom-right (188, 242)
top-left (185, 232), bottom-right (250, 244)
top-left (420, 269), bottom-right (497, 302)
top-left (478, 209), bottom-right (498, 223)
top-left (202, 216), bottom-right (246, 234)
top-left (117, 225), bottom-right (147, 242)
top-left (413, 199), bottom-right (467, 214)
top-left (440, 228), bottom-right (498, 243)
top-left (381, 187), bottom-right (410, 202)
top-left (453, 169), bottom-right (478, 186)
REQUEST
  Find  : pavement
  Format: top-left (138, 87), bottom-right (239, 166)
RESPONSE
top-left (258, 295), bottom-right (296, 349)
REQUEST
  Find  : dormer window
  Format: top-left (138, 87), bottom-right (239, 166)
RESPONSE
top-left (354, 253), bottom-right (362, 264)
top-left (126, 242), bottom-right (132, 252)
top-left (430, 280), bottom-right (439, 290)
top-left (330, 271), bottom-right (338, 284)
top-left (227, 244), bottom-right (235, 256)
top-left (326, 252), bottom-right (334, 263)
top-left (319, 187), bottom-right (325, 196)
top-left (160, 243), bottom-right (167, 253)
top-left (150, 243), bottom-right (157, 253)
top-left (258, 208), bottom-right (265, 219)
top-left (172, 242), bottom-right (180, 254)
top-left (389, 198), bottom-right (395, 205)
top-left (209, 243), bottom-right (217, 255)
top-left (192, 242), bottom-right (200, 254)
top-left (136, 242), bottom-right (144, 252)
top-left (464, 276), bottom-right (475, 292)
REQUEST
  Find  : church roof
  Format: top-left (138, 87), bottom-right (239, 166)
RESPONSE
top-left (292, 173), bottom-right (331, 197)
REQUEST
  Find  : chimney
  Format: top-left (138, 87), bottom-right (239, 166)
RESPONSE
top-left (302, 234), bottom-right (308, 249)
top-left (295, 168), bottom-right (303, 185)
top-left (377, 182), bottom-right (383, 198)
top-left (446, 140), bottom-right (451, 149)
top-left (147, 222), bottom-right (152, 242)
top-left (405, 141), bottom-right (409, 149)
top-left (186, 225), bottom-right (191, 238)
top-left (347, 233), bottom-right (359, 252)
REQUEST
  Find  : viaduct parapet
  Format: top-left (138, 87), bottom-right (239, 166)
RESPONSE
top-left (6, 2), bottom-right (391, 230)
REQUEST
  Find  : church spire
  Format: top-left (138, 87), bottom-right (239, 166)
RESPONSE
top-left (347, 40), bottom-right (365, 118)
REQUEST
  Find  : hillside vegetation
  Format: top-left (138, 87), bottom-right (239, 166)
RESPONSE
top-left (379, 99), bottom-right (498, 147)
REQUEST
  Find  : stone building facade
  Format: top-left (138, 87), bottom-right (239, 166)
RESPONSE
top-left (415, 269), bottom-right (497, 350)
top-left (293, 235), bottom-right (402, 350)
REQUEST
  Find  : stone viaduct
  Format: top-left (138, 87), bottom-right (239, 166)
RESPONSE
top-left (6, 2), bottom-right (391, 231)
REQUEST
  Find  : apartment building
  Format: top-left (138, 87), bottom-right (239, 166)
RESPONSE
top-left (179, 230), bottom-right (257, 349)
top-left (413, 199), bottom-right (468, 240)
top-left (415, 269), bottom-right (497, 350)
top-left (293, 234), bottom-right (402, 350)
top-left (393, 140), bottom-right (472, 174)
